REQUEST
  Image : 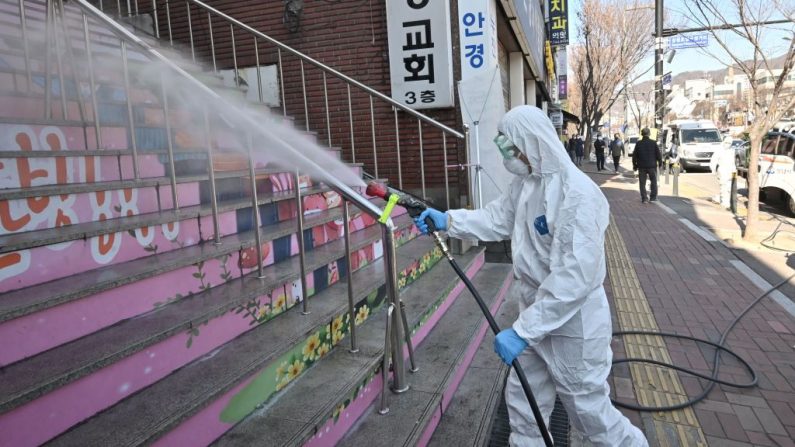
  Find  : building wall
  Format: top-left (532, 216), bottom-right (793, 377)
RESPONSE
top-left (157, 0), bottom-right (468, 204)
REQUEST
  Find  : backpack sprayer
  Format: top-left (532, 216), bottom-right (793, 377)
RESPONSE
top-left (366, 181), bottom-right (555, 447)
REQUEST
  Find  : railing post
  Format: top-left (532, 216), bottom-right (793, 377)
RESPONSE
top-left (254, 36), bottom-right (262, 103)
top-left (383, 224), bottom-right (408, 393)
top-left (57, 0), bottom-right (90, 149)
top-left (165, 0), bottom-right (172, 45)
top-left (152, 0), bottom-right (160, 38)
top-left (370, 96), bottom-right (378, 179)
top-left (464, 124), bottom-right (472, 208)
top-left (418, 119), bottom-right (426, 199)
top-left (52, 1), bottom-right (68, 120)
top-left (379, 303), bottom-right (393, 415)
top-left (45, 0), bottom-right (53, 120)
top-left (121, 41), bottom-right (140, 179)
top-left (203, 107), bottom-right (221, 244)
top-left (230, 24), bottom-right (238, 87)
top-left (208, 13), bottom-right (216, 72)
top-left (442, 132), bottom-right (450, 210)
top-left (278, 48), bottom-right (286, 116)
top-left (347, 84), bottom-right (355, 163)
top-left (18, 0), bottom-right (32, 93)
top-left (323, 72), bottom-right (331, 147)
top-left (247, 134), bottom-right (265, 278)
top-left (393, 107), bottom-right (402, 189)
top-left (186, 1), bottom-right (195, 63)
top-left (400, 300), bottom-right (418, 373)
top-left (300, 59), bottom-right (309, 131)
top-left (82, 13), bottom-right (102, 149)
top-left (159, 73), bottom-right (179, 210)
top-left (294, 171), bottom-right (310, 315)
top-left (342, 200), bottom-right (358, 353)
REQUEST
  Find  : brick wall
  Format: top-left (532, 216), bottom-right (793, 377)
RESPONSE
top-left (158, 0), bottom-right (469, 206)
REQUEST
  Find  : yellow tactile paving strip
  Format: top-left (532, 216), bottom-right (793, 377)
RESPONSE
top-left (605, 216), bottom-right (708, 447)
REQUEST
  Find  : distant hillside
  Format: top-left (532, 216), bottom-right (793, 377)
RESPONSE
top-left (633, 52), bottom-right (790, 91)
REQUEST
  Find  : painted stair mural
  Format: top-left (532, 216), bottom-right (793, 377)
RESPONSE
top-left (0, 1), bottom-right (514, 446)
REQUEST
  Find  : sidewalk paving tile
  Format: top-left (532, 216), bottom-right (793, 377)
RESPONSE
top-left (592, 166), bottom-right (795, 446)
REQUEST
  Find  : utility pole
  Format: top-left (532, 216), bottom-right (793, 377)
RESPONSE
top-left (654, 0), bottom-right (664, 142)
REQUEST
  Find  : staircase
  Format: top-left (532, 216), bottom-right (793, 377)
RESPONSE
top-left (0, 1), bottom-right (515, 446)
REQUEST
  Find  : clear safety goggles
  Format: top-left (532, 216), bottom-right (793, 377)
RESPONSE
top-left (494, 133), bottom-right (520, 159)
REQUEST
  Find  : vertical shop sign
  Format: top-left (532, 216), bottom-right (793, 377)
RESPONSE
top-left (458, 0), bottom-right (498, 79)
top-left (548, 0), bottom-right (569, 46)
top-left (558, 75), bottom-right (567, 100)
top-left (386, 0), bottom-right (454, 109)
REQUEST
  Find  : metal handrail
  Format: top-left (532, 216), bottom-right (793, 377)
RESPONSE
top-left (70, 0), bottom-right (410, 390)
top-left (182, 0), bottom-right (464, 140)
top-left (71, 0), bottom-right (385, 222)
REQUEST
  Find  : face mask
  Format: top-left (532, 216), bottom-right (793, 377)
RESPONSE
top-left (494, 134), bottom-right (519, 159)
top-left (503, 156), bottom-right (530, 176)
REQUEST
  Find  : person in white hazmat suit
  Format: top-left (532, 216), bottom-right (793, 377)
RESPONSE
top-left (710, 143), bottom-right (737, 209)
top-left (415, 106), bottom-right (647, 446)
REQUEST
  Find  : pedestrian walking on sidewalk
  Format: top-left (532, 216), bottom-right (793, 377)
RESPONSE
top-left (567, 135), bottom-right (577, 163)
top-left (575, 135), bottom-right (585, 166)
top-left (709, 142), bottom-right (737, 209)
top-left (609, 133), bottom-right (625, 173)
top-left (632, 127), bottom-right (662, 203)
top-left (594, 134), bottom-right (606, 171)
top-left (413, 106), bottom-right (649, 447)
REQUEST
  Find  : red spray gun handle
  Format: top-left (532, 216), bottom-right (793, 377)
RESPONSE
top-left (365, 182), bottom-right (437, 232)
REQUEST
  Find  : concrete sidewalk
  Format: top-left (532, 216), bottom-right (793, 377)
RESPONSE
top-left (584, 161), bottom-right (795, 446)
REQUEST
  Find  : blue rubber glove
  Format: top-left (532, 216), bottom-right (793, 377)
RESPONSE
top-left (494, 328), bottom-right (528, 365)
top-left (413, 208), bottom-right (448, 235)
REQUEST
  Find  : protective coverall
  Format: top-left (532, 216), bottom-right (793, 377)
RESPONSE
top-left (445, 106), bottom-right (647, 446)
top-left (710, 144), bottom-right (737, 209)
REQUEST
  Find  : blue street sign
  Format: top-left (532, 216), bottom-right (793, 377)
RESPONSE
top-left (668, 33), bottom-right (709, 49)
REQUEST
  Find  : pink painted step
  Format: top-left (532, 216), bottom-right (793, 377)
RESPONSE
top-left (0, 201), bottom-right (385, 365)
top-left (0, 219), bottom-right (411, 447)
top-left (161, 240), bottom-right (480, 447)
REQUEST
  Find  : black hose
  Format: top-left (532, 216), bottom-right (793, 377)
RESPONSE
top-left (447, 254), bottom-right (555, 447)
top-left (611, 273), bottom-right (795, 412)
top-left (760, 219), bottom-right (795, 252)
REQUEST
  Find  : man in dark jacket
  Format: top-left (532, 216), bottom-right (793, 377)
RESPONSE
top-left (594, 134), bottom-right (606, 171)
top-left (632, 128), bottom-right (662, 203)
top-left (609, 134), bottom-right (624, 173)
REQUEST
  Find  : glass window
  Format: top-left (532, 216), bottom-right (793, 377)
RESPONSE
top-left (761, 135), bottom-right (779, 154)
top-left (680, 129), bottom-right (721, 143)
top-left (779, 136), bottom-right (795, 158)
top-left (773, 136), bottom-right (790, 156)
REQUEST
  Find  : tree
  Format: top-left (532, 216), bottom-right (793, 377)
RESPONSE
top-left (691, 100), bottom-right (711, 118)
top-left (683, 0), bottom-right (795, 241)
top-left (571, 0), bottom-right (655, 153)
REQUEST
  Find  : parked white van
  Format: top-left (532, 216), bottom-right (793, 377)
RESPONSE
top-left (663, 120), bottom-right (724, 172)
top-left (744, 131), bottom-right (795, 215)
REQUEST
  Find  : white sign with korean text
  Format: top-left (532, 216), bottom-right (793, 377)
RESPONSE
top-left (457, 0), bottom-right (498, 79)
top-left (386, 0), bottom-right (455, 109)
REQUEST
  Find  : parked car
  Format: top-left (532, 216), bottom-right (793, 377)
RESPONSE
top-left (625, 135), bottom-right (639, 156)
top-left (742, 131), bottom-right (795, 215)
top-left (662, 120), bottom-right (723, 172)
